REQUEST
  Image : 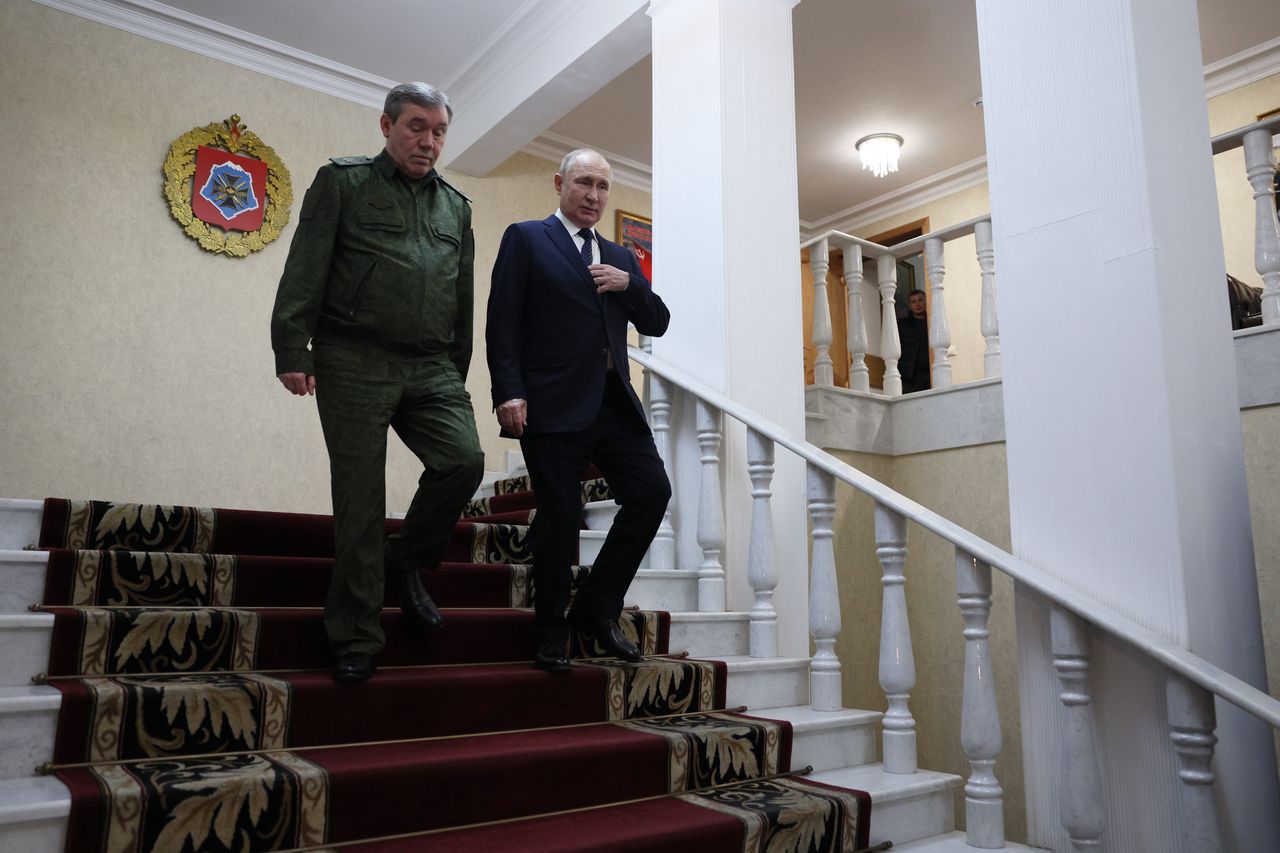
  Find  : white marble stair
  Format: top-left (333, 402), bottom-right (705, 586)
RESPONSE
top-left (891, 831), bottom-right (1047, 851)
top-left (807, 764), bottom-right (965, 848)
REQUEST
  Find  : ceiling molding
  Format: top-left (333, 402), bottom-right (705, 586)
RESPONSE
top-left (799, 157), bottom-right (989, 239)
top-left (523, 133), bottom-right (653, 193)
top-left (1204, 36), bottom-right (1280, 99)
top-left (32, 0), bottom-right (393, 109)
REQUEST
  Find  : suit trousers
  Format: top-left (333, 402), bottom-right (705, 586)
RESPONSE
top-left (314, 342), bottom-right (484, 656)
top-left (519, 372), bottom-right (671, 646)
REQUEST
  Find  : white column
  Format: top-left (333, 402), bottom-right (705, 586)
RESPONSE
top-left (956, 549), bottom-right (1004, 847)
top-left (1166, 673), bottom-right (1223, 851)
top-left (844, 246), bottom-right (871, 392)
top-left (1244, 128), bottom-right (1280, 325)
top-left (924, 236), bottom-right (952, 388)
top-left (746, 428), bottom-right (778, 658)
top-left (975, 218), bottom-right (1002, 378)
top-left (875, 502), bottom-right (915, 773)
top-left (810, 238), bottom-right (834, 385)
top-left (877, 254), bottom-right (902, 396)
top-left (807, 466), bottom-right (841, 711)
top-left (977, 0), bottom-right (1279, 847)
top-left (650, 0), bottom-right (809, 658)
top-left (695, 399), bottom-right (726, 612)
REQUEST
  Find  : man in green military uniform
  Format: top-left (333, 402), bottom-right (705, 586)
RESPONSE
top-left (271, 82), bottom-right (484, 684)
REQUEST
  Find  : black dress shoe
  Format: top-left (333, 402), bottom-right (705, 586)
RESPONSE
top-left (534, 641), bottom-right (571, 673)
top-left (571, 611), bottom-right (642, 663)
top-left (397, 568), bottom-right (443, 630)
top-left (332, 652), bottom-right (376, 683)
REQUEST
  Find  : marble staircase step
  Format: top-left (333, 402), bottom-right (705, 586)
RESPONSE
top-left (0, 614), bottom-right (54, 688)
top-left (0, 499), bottom-right (43, 552)
top-left (0, 776), bottom-right (69, 851)
top-left (0, 686), bottom-right (60, 780)
top-left (806, 764), bottom-right (964, 847)
top-left (623, 568), bottom-right (698, 611)
top-left (890, 830), bottom-right (1048, 851)
top-left (747, 704), bottom-right (879, 773)
top-left (721, 655), bottom-right (811, 709)
top-left (668, 610), bottom-right (749, 657)
top-left (0, 549), bottom-right (49, 614)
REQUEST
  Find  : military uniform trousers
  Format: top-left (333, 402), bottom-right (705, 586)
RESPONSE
top-left (519, 371), bottom-right (671, 647)
top-left (314, 340), bottom-right (484, 655)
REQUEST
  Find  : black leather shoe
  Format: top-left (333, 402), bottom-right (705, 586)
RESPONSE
top-left (534, 641), bottom-right (571, 673)
top-left (397, 569), bottom-right (443, 630)
top-left (571, 611), bottom-right (642, 663)
top-left (332, 652), bottom-right (376, 683)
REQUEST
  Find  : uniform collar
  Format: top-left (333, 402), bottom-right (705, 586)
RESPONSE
top-left (554, 208), bottom-right (596, 241)
top-left (374, 148), bottom-right (438, 185)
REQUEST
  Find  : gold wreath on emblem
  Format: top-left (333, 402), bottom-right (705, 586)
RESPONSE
top-left (163, 115), bottom-right (293, 257)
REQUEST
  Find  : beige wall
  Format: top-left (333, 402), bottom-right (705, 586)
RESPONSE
top-left (842, 72), bottom-right (1279, 385)
top-left (0, 1), bottom-right (648, 512)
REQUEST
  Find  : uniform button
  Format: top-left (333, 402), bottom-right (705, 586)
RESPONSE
top-left (600, 347), bottom-right (608, 356)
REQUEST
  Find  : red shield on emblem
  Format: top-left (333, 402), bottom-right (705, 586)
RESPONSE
top-left (191, 145), bottom-right (268, 232)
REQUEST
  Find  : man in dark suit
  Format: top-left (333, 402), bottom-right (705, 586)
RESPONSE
top-left (486, 149), bottom-right (671, 672)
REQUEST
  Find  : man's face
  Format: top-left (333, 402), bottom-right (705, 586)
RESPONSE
top-left (555, 155), bottom-right (611, 229)
top-left (380, 104), bottom-right (449, 179)
top-left (909, 291), bottom-right (926, 318)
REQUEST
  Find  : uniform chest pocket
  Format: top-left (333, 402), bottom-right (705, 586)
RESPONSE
top-left (430, 221), bottom-right (461, 247)
top-left (357, 201), bottom-right (405, 232)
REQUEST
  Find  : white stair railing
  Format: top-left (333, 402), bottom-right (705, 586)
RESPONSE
top-left (801, 215), bottom-right (998, 395)
top-left (630, 343), bottom-right (1280, 851)
top-left (1212, 114), bottom-right (1280, 328)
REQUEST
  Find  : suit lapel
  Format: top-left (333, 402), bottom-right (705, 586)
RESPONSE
top-left (542, 216), bottom-right (595, 289)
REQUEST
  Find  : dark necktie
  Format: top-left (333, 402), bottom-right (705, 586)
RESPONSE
top-left (578, 228), bottom-right (593, 266)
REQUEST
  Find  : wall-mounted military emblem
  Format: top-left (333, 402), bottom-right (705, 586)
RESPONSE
top-left (163, 115), bottom-right (292, 257)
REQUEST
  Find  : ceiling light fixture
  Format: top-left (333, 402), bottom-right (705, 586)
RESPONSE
top-left (855, 133), bottom-right (904, 178)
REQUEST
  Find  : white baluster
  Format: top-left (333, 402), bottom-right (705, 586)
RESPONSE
top-left (695, 400), bottom-right (726, 612)
top-left (1050, 606), bottom-right (1105, 850)
top-left (975, 219), bottom-right (1002, 377)
top-left (924, 237), bottom-right (953, 388)
top-left (845, 246), bottom-right (871, 392)
top-left (956, 549), bottom-right (1004, 847)
top-left (1244, 128), bottom-right (1280, 325)
top-left (746, 428), bottom-right (778, 658)
top-left (875, 503), bottom-right (915, 772)
top-left (647, 372), bottom-right (675, 571)
top-left (807, 466), bottom-right (841, 711)
top-left (810, 238), bottom-right (834, 385)
top-left (878, 254), bottom-right (903, 397)
top-left (1166, 673), bottom-right (1223, 851)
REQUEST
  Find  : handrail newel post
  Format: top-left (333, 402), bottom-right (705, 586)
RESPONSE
top-left (1243, 127), bottom-right (1280, 326)
top-left (974, 218), bottom-right (1002, 378)
top-left (924, 236), bottom-right (952, 388)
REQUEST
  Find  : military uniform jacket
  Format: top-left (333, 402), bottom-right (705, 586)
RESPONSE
top-left (271, 149), bottom-right (475, 378)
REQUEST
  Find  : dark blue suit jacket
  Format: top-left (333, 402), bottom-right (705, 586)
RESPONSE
top-left (486, 214), bottom-right (670, 435)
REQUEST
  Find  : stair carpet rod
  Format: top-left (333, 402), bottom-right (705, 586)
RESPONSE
top-left (37, 704), bottom-right (751, 774)
top-left (31, 650), bottom-right (693, 683)
top-left (270, 766), bottom-right (889, 853)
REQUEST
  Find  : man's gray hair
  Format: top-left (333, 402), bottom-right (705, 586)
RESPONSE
top-left (559, 148), bottom-right (610, 178)
top-left (384, 82), bottom-right (453, 122)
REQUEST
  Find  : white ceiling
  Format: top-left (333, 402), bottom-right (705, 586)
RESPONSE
top-left (118, 0), bottom-right (1280, 224)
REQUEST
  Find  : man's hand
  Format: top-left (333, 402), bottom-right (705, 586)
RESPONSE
top-left (589, 263), bottom-right (630, 294)
top-left (497, 398), bottom-right (527, 437)
top-left (279, 372), bottom-right (316, 396)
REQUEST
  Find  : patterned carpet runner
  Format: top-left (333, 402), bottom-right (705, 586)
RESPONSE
top-left (34, 473), bottom-right (871, 852)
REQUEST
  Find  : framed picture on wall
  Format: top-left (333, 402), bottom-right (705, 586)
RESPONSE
top-left (615, 210), bottom-right (653, 284)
